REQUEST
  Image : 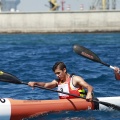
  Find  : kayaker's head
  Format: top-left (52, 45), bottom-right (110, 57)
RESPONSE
top-left (52, 62), bottom-right (67, 80)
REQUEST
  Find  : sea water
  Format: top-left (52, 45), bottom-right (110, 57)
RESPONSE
top-left (0, 33), bottom-right (120, 120)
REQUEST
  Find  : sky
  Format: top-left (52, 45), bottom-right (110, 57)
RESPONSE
top-left (17, 0), bottom-right (120, 12)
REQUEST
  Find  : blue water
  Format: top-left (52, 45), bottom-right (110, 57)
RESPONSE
top-left (0, 33), bottom-right (120, 120)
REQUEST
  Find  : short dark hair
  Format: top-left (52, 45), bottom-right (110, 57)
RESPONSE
top-left (52, 62), bottom-right (66, 72)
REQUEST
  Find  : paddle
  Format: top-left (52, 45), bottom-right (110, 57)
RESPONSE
top-left (0, 71), bottom-right (120, 111)
top-left (73, 44), bottom-right (115, 70)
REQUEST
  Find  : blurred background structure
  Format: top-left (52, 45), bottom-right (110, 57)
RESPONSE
top-left (0, 0), bottom-right (20, 12)
top-left (90, 0), bottom-right (116, 10)
top-left (0, 0), bottom-right (118, 12)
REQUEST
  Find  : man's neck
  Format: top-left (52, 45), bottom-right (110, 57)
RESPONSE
top-left (61, 73), bottom-right (70, 83)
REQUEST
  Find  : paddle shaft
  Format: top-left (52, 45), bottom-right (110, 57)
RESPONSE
top-left (99, 61), bottom-right (115, 70)
top-left (22, 81), bottom-right (120, 110)
top-left (22, 81), bottom-right (86, 98)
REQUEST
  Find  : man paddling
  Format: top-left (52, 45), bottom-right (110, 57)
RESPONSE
top-left (28, 62), bottom-right (93, 101)
top-left (114, 67), bottom-right (120, 80)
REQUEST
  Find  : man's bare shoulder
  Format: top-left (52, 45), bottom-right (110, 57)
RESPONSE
top-left (72, 75), bottom-right (84, 82)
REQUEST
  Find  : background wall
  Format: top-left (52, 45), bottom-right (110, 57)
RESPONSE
top-left (0, 11), bottom-right (120, 33)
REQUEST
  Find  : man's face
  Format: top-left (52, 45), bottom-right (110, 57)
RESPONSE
top-left (54, 68), bottom-right (66, 80)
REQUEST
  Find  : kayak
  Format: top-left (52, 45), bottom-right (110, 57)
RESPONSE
top-left (0, 96), bottom-right (120, 120)
top-left (0, 98), bottom-right (94, 120)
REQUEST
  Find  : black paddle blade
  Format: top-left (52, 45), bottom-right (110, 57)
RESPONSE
top-left (73, 44), bottom-right (102, 63)
top-left (73, 44), bottom-right (111, 67)
top-left (0, 71), bottom-right (22, 84)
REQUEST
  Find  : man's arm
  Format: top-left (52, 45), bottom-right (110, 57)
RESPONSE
top-left (73, 76), bottom-right (93, 101)
top-left (28, 80), bottom-right (58, 89)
